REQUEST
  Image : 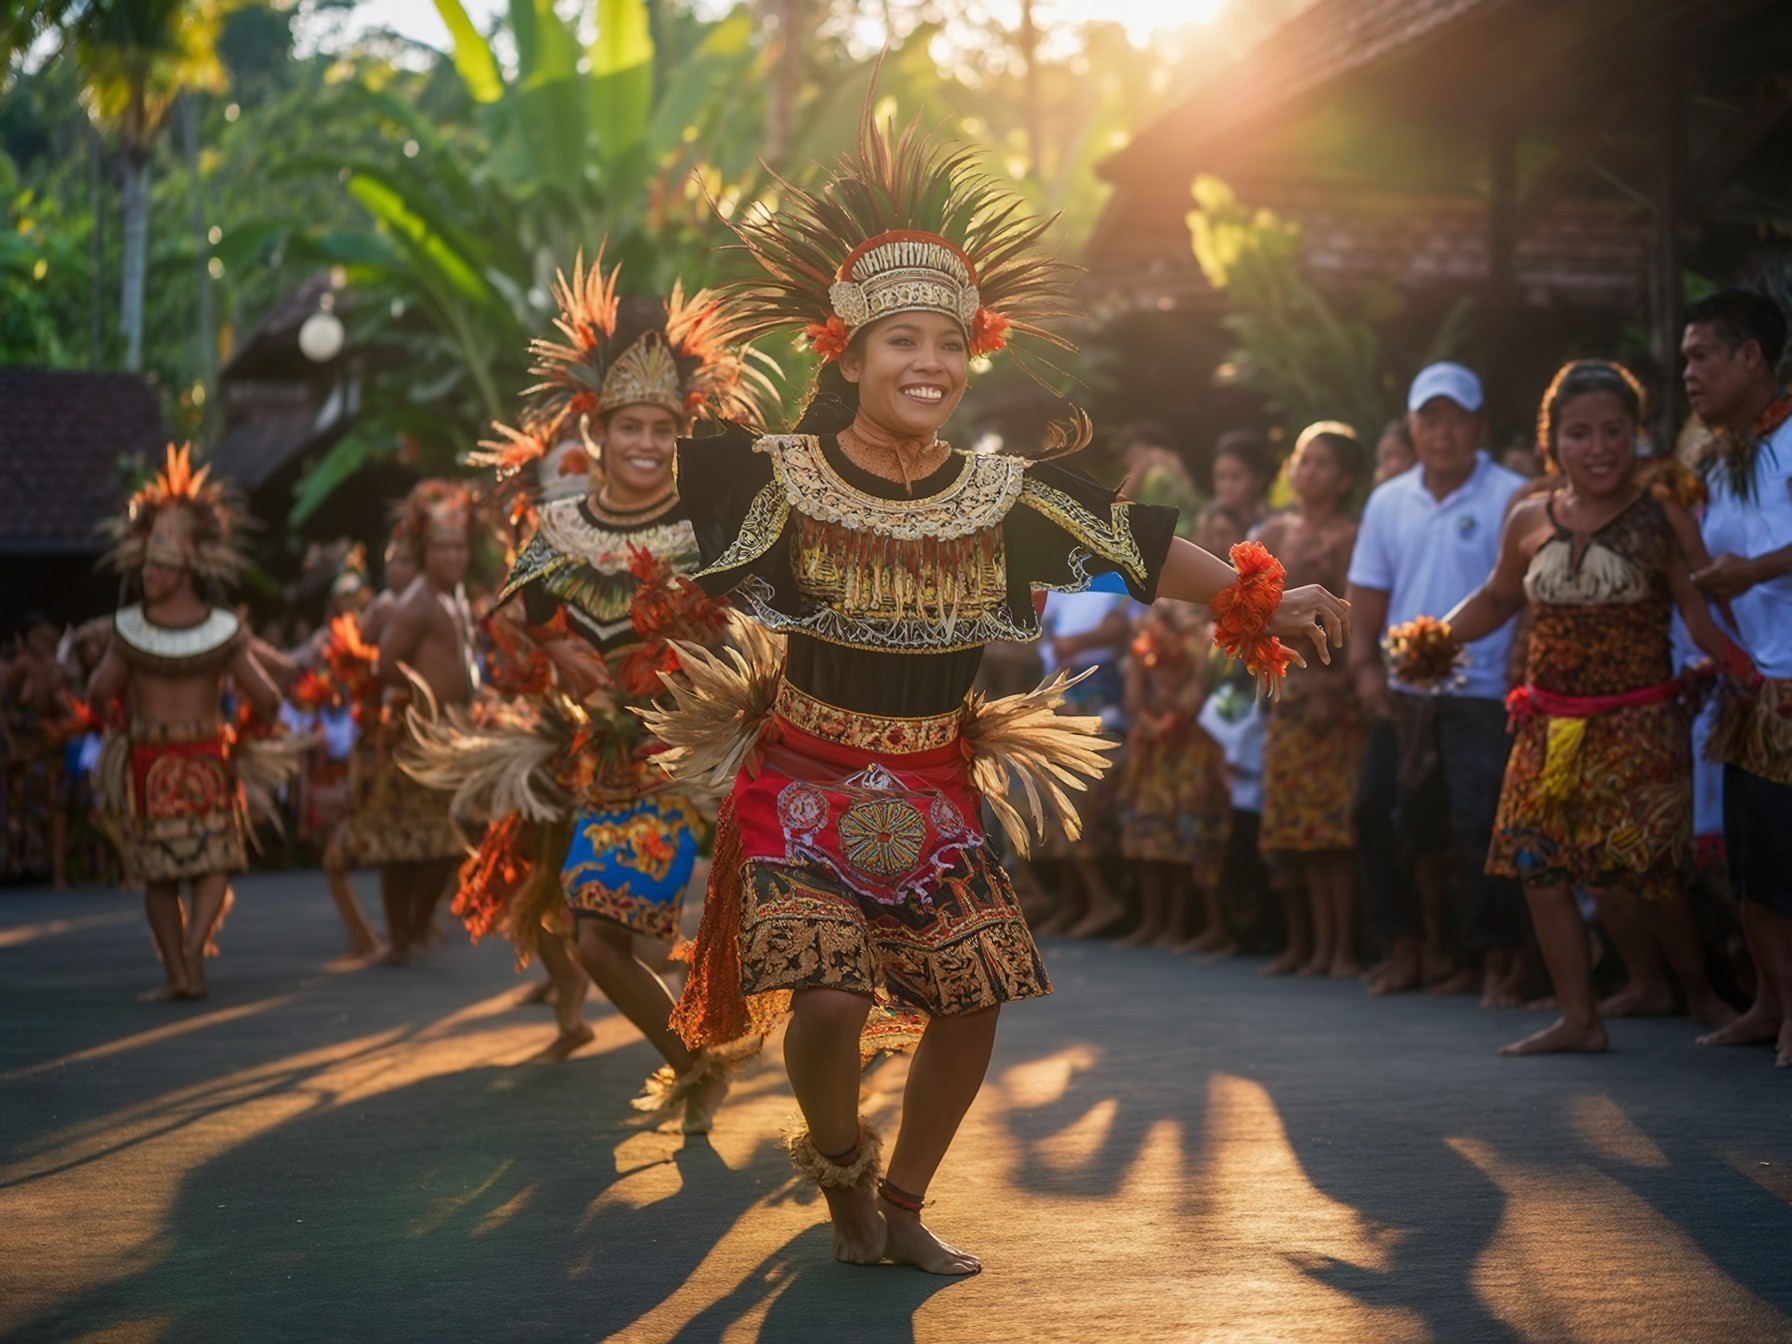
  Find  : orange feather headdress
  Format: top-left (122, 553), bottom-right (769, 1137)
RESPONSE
top-left (99, 443), bottom-right (251, 584)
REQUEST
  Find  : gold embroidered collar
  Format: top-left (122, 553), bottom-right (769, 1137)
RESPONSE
top-left (536, 497), bottom-right (696, 575)
top-left (756, 434), bottom-right (1026, 541)
top-left (115, 604), bottom-right (241, 660)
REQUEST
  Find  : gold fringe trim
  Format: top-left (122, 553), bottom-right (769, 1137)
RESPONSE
top-left (634, 610), bottom-right (786, 792)
top-left (962, 667), bottom-right (1118, 857)
top-left (784, 1117), bottom-right (883, 1190)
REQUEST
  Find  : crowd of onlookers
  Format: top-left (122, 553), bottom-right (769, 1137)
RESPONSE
top-left (7, 287), bottom-right (1790, 1063)
top-left (1012, 288), bottom-right (1792, 1063)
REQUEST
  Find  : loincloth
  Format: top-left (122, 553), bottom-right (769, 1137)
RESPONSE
top-left (121, 721), bottom-right (247, 883)
top-left (326, 734), bottom-right (465, 868)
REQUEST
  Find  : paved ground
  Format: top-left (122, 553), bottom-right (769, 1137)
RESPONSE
top-left (2, 871), bottom-right (1790, 1344)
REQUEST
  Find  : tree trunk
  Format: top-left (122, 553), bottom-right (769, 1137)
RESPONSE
top-left (119, 151), bottom-right (150, 373)
top-left (89, 126), bottom-right (104, 369)
top-left (1019, 0), bottom-right (1041, 181)
top-left (766, 0), bottom-right (801, 170)
top-left (180, 93), bottom-right (215, 415)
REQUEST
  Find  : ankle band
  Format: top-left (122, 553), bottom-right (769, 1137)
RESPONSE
top-left (878, 1179), bottom-right (925, 1212)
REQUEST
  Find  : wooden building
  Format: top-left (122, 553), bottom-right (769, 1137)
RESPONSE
top-left (0, 370), bottom-right (164, 633)
top-left (1084, 0), bottom-right (1792, 453)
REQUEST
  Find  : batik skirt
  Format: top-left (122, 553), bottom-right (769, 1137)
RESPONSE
top-left (563, 795), bottom-right (704, 942)
top-left (672, 687), bottom-right (1051, 1057)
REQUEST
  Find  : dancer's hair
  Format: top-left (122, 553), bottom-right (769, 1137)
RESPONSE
top-left (1535, 360), bottom-right (1646, 469)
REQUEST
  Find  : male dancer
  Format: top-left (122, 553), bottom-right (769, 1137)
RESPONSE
top-left (88, 445), bottom-right (282, 1000)
top-left (331, 482), bottom-right (481, 965)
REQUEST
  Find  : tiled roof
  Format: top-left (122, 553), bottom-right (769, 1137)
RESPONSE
top-left (1087, 179), bottom-right (1646, 312)
top-left (0, 370), bottom-right (166, 554)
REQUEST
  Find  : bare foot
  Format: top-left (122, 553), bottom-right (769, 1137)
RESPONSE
top-left (820, 1182), bottom-right (887, 1265)
top-left (1066, 902), bottom-right (1128, 939)
top-left (1422, 949), bottom-right (1456, 985)
top-left (1499, 1017), bottom-right (1609, 1056)
top-left (1259, 948), bottom-right (1307, 976)
top-left (1687, 993), bottom-right (1739, 1031)
top-left (1031, 906), bottom-right (1073, 936)
top-left (325, 942), bottom-right (382, 972)
top-left (1330, 958), bottom-right (1363, 980)
top-left (181, 945), bottom-right (209, 1000)
top-left (519, 977), bottom-right (555, 1006)
top-left (1480, 985), bottom-right (1524, 1010)
top-left (1698, 1005), bottom-right (1782, 1047)
top-left (1526, 995), bottom-right (1558, 1012)
top-left (529, 1023), bottom-right (596, 1062)
top-left (1598, 984), bottom-right (1676, 1018)
top-left (1116, 925), bottom-right (1162, 949)
top-left (880, 1200), bottom-right (980, 1275)
top-left (1430, 968), bottom-right (1479, 997)
top-left (138, 981), bottom-right (188, 1004)
top-left (377, 944), bottom-right (413, 967)
top-left (1176, 927), bottom-right (1229, 955)
top-left (682, 1073), bottom-right (731, 1136)
top-left (1297, 957), bottom-right (1329, 978)
top-left (1368, 950), bottom-right (1421, 996)
top-left (1151, 928), bottom-right (1182, 951)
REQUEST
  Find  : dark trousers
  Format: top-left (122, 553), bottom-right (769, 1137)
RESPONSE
top-left (1354, 694), bottom-right (1525, 953)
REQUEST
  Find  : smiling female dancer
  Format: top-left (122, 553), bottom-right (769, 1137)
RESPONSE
top-left (403, 249), bottom-right (771, 1129)
top-left (638, 106), bottom-right (1348, 1274)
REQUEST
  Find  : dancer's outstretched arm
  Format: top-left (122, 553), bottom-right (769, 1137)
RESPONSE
top-left (1154, 536), bottom-right (1351, 669)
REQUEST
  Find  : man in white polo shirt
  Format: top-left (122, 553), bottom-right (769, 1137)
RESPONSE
top-left (1681, 289), bottom-right (1792, 1069)
top-left (1347, 362), bottom-right (1527, 1004)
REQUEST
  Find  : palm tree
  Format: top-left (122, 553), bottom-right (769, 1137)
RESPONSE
top-left (75, 0), bottom-right (227, 371)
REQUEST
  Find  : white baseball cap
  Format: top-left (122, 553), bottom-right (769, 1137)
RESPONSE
top-left (1407, 361), bottom-right (1484, 413)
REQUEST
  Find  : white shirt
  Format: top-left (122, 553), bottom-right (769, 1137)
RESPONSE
top-left (1348, 452), bottom-right (1525, 700)
top-left (1038, 591), bottom-right (1130, 675)
top-left (1702, 415), bottom-right (1792, 678)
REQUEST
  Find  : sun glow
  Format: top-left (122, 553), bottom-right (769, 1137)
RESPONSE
top-left (1047, 0), bottom-right (1229, 43)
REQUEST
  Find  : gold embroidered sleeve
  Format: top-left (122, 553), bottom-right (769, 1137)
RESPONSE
top-left (694, 481), bottom-right (791, 583)
top-left (1015, 478), bottom-right (1150, 588)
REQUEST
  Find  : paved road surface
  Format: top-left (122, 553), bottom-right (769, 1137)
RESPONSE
top-left (2, 871), bottom-right (1789, 1343)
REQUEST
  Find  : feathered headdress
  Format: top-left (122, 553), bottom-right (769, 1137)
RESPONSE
top-left (100, 442), bottom-right (251, 583)
top-left (472, 242), bottom-right (777, 484)
top-left (389, 479), bottom-right (474, 548)
top-left (719, 91), bottom-right (1084, 421)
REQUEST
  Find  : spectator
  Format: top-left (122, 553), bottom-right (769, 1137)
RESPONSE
top-left (1194, 429), bottom-right (1275, 541)
top-left (1347, 362), bottom-right (1528, 1004)
top-left (1440, 360), bottom-right (1739, 1054)
top-left (1257, 423), bottom-right (1369, 978)
top-left (1682, 288), bottom-right (1792, 1069)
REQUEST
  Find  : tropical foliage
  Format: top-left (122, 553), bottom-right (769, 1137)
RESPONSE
top-left (1188, 174), bottom-right (1473, 445)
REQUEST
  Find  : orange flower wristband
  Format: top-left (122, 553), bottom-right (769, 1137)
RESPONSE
top-left (1210, 541), bottom-right (1295, 682)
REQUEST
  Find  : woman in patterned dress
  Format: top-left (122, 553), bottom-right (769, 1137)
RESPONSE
top-left (651, 106), bottom-right (1348, 1274)
top-left (1116, 604), bottom-right (1228, 948)
top-left (1257, 424), bottom-right (1369, 977)
top-left (1437, 361), bottom-right (1740, 1055)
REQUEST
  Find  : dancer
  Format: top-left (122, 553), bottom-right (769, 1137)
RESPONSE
top-left (405, 250), bottom-right (770, 1121)
top-left (645, 107), bottom-right (1347, 1274)
top-left (317, 527), bottom-right (422, 961)
top-left (86, 445), bottom-right (283, 1001)
top-left (1421, 362), bottom-right (1739, 1054)
top-left (329, 481), bottom-right (480, 966)
top-left (1258, 423), bottom-right (1368, 978)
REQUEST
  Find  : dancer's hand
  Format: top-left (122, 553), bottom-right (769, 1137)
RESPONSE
top-left (1267, 584), bottom-right (1349, 668)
